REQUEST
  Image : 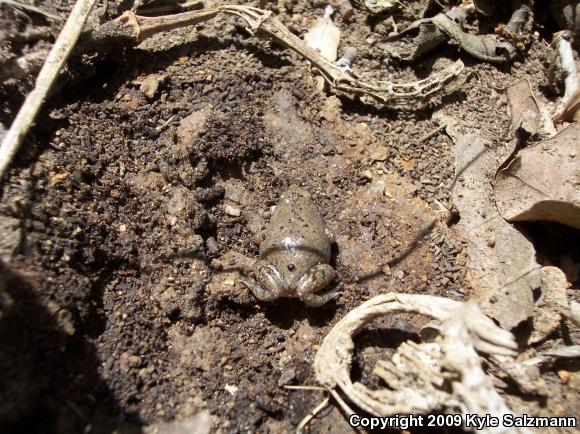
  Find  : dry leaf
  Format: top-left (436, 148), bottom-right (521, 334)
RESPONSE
top-left (451, 133), bottom-right (539, 330)
top-left (304, 6), bottom-right (340, 62)
top-left (494, 123), bottom-right (580, 229)
top-left (505, 79), bottom-right (555, 137)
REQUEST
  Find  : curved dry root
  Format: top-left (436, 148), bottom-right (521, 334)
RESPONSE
top-left (314, 292), bottom-right (532, 434)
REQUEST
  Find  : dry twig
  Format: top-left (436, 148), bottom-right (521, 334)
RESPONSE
top-left (0, 0), bottom-right (97, 180)
top-left (416, 124), bottom-right (446, 144)
top-left (551, 31), bottom-right (580, 122)
top-left (88, 5), bottom-right (466, 105)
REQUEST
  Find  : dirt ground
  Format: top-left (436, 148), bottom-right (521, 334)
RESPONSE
top-left (0, 0), bottom-right (578, 433)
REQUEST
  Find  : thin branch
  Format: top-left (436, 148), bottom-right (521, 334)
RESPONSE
top-left (0, 0), bottom-right (97, 180)
top-left (89, 6), bottom-right (466, 105)
top-left (553, 31), bottom-right (579, 122)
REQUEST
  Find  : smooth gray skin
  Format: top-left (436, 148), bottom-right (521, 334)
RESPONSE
top-left (243, 185), bottom-right (339, 307)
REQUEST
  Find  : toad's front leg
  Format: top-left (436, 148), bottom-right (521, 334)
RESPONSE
top-left (242, 259), bottom-right (285, 302)
top-left (296, 264), bottom-right (339, 307)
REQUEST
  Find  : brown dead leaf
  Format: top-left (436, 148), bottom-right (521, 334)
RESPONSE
top-left (133, 74), bottom-right (166, 100)
top-left (494, 123), bottom-right (580, 229)
top-left (451, 133), bottom-right (539, 330)
top-left (505, 80), bottom-right (550, 136)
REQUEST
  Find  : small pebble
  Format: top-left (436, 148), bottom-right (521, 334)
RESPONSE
top-left (206, 237), bottom-right (220, 257)
top-left (381, 264), bottom-right (391, 276)
top-left (224, 185), bottom-right (241, 202)
top-left (277, 368), bottom-right (296, 387)
top-left (224, 204), bottom-right (241, 217)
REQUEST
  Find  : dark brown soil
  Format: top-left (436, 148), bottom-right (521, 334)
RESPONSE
top-left (1, 1), bottom-right (578, 433)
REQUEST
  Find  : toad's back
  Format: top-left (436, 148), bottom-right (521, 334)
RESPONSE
top-left (259, 186), bottom-right (331, 261)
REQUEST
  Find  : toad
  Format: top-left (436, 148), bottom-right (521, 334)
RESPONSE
top-left (243, 186), bottom-right (339, 307)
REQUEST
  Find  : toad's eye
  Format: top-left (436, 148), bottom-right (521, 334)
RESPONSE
top-left (287, 263), bottom-right (295, 271)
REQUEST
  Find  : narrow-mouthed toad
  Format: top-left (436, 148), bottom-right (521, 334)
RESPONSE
top-left (243, 186), bottom-right (339, 307)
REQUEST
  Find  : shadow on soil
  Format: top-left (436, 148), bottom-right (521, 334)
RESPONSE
top-left (0, 260), bottom-right (142, 434)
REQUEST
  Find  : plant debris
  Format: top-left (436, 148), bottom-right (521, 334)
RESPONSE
top-left (449, 131), bottom-right (539, 330)
top-left (82, 5), bottom-right (467, 106)
top-left (494, 122), bottom-right (580, 229)
top-left (381, 6), bottom-right (517, 63)
top-left (0, 0), bottom-right (96, 179)
top-left (549, 30), bottom-right (580, 122)
top-left (504, 79), bottom-right (555, 138)
top-left (304, 5), bottom-right (340, 62)
top-left (314, 292), bottom-right (527, 432)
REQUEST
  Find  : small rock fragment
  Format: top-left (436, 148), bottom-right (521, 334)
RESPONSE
top-left (330, 0), bottom-right (354, 20)
top-left (558, 370), bottom-right (571, 382)
top-left (354, 0), bottom-right (396, 15)
top-left (135, 74), bottom-right (165, 100)
top-left (224, 384), bottom-right (239, 396)
top-left (205, 237), bottom-right (220, 257)
top-left (369, 144), bottom-right (389, 161)
top-left (177, 108), bottom-right (212, 153)
top-left (143, 411), bottom-right (211, 434)
top-left (119, 352), bottom-right (141, 373)
top-left (224, 184), bottom-right (243, 203)
top-left (336, 46), bottom-right (357, 73)
top-left (569, 301), bottom-right (580, 327)
top-left (369, 180), bottom-right (386, 196)
top-left (48, 172), bottom-right (68, 187)
top-left (224, 204), bottom-right (241, 217)
top-left (277, 368), bottom-right (296, 387)
top-left (570, 372), bottom-right (580, 390)
top-left (381, 264), bottom-right (392, 276)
